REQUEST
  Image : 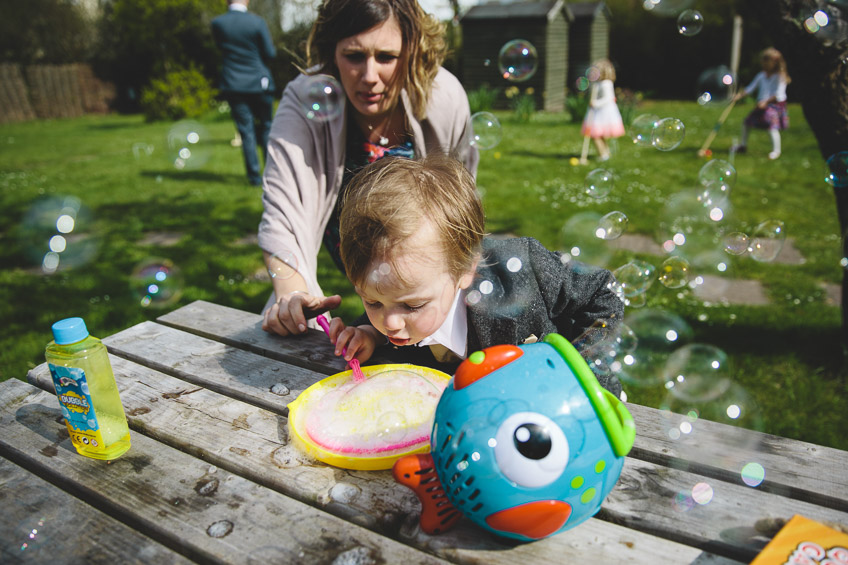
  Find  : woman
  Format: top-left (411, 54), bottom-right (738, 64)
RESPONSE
top-left (259, 0), bottom-right (478, 337)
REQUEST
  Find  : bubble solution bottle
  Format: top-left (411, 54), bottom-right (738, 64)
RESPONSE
top-left (45, 317), bottom-right (131, 460)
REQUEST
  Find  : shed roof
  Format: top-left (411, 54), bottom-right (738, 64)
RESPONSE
top-left (461, 0), bottom-right (571, 22)
top-left (568, 1), bottom-right (609, 20)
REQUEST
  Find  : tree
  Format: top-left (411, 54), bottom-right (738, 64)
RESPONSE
top-left (605, 0), bottom-right (771, 98)
top-left (94, 0), bottom-right (226, 111)
top-left (0, 0), bottom-right (93, 64)
top-left (744, 0), bottom-right (848, 349)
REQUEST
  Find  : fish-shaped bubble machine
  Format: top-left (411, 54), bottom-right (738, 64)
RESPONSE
top-left (393, 333), bottom-right (635, 541)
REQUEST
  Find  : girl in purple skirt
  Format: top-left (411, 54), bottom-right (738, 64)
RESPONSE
top-left (732, 47), bottom-right (791, 160)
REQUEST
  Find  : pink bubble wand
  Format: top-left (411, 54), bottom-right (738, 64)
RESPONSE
top-left (315, 314), bottom-right (366, 383)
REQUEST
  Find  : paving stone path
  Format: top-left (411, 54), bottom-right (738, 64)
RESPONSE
top-left (609, 234), bottom-right (841, 307)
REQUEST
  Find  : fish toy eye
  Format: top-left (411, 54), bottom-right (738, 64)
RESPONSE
top-left (493, 412), bottom-right (569, 488)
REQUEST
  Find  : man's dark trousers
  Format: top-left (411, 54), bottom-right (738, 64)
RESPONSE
top-left (228, 92), bottom-right (273, 185)
top-left (211, 5), bottom-right (276, 186)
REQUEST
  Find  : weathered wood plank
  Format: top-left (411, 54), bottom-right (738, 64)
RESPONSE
top-left (0, 379), bottom-right (450, 565)
top-left (0, 456), bottom-right (193, 564)
top-left (102, 321), bottom-right (324, 416)
top-left (155, 299), bottom-right (350, 374)
top-left (603, 457), bottom-right (848, 562)
top-left (627, 402), bottom-right (848, 512)
top-left (157, 301), bottom-right (848, 513)
top-left (26, 359), bottom-right (760, 564)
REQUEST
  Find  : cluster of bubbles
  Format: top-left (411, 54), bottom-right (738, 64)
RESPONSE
top-left (130, 258), bottom-right (184, 308)
top-left (464, 254), bottom-right (530, 319)
top-left (16, 516), bottom-right (48, 554)
top-left (576, 311), bottom-right (766, 495)
top-left (167, 121), bottom-right (211, 170)
top-left (498, 39), bottom-right (538, 82)
top-left (574, 64), bottom-right (602, 93)
top-left (461, 26), bottom-right (782, 510)
top-left (629, 114), bottom-right (686, 152)
top-left (801, 2), bottom-right (848, 45)
top-left (724, 220), bottom-right (786, 263)
top-left (560, 211), bottom-right (615, 267)
top-left (18, 195), bottom-right (101, 274)
top-left (559, 157), bottom-right (788, 313)
top-left (696, 66), bottom-right (735, 105)
top-left (553, 149), bottom-right (782, 498)
top-left (467, 38), bottom-right (541, 151)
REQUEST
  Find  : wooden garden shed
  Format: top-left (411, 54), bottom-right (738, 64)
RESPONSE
top-left (566, 1), bottom-right (612, 89)
top-left (460, 0), bottom-right (573, 112)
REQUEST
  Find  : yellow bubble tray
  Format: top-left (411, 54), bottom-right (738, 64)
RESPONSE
top-left (287, 363), bottom-right (451, 471)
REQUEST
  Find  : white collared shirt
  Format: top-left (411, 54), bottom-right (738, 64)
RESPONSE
top-left (416, 289), bottom-right (468, 360)
top-left (228, 3), bottom-right (248, 12)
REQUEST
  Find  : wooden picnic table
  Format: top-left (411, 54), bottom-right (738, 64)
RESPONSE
top-left (2, 299), bottom-right (847, 564)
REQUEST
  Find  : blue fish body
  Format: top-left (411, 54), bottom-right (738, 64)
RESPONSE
top-left (394, 333), bottom-right (635, 541)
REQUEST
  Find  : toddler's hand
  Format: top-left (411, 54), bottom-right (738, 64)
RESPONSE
top-left (329, 318), bottom-right (380, 363)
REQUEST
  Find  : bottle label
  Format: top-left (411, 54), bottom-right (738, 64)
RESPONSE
top-left (48, 364), bottom-right (107, 453)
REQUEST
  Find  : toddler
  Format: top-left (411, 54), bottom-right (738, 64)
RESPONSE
top-left (579, 59), bottom-right (625, 164)
top-left (732, 47), bottom-right (791, 160)
top-left (326, 154), bottom-right (624, 395)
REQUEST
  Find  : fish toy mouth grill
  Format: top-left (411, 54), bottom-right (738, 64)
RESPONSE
top-left (435, 425), bottom-right (485, 515)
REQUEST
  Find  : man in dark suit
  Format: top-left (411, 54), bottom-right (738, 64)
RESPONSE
top-left (211, 0), bottom-right (277, 186)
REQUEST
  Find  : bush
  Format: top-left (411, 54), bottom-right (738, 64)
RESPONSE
top-left (565, 90), bottom-right (589, 124)
top-left (140, 67), bottom-right (217, 121)
top-left (615, 87), bottom-right (644, 126)
top-left (95, 0), bottom-right (225, 111)
top-left (506, 86), bottom-right (536, 123)
top-left (467, 84), bottom-right (500, 114)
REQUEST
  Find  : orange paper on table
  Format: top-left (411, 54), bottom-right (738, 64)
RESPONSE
top-left (749, 514), bottom-right (848, 565)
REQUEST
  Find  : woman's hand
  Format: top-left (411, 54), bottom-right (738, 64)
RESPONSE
top-left (328, 317), bottom-right (382, 363)
top-left (262, 291), bottom-right (342, 336)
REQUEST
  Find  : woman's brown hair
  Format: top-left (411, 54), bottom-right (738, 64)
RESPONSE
top-left (306, 0), bottom-right (446, 119)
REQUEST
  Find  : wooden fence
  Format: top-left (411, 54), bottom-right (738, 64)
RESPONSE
top-left (0, 63), bottom-right (116, 124)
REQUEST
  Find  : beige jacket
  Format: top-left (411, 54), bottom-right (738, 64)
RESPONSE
top-left (258, 67), bottom-right (479, 305)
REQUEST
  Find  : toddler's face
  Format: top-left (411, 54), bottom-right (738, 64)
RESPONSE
top-left (762, 55), bottom-right (779, 73)
top-left (355, 222), bottom-right (475, 347)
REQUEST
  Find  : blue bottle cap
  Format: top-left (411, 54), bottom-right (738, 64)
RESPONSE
top-left (52, 317), bottom-right (90, 345)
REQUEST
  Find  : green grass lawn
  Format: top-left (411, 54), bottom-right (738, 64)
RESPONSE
top-left (1, 99), bottom-right (846, 452)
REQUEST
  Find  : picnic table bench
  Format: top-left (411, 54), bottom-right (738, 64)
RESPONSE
top-left (2, 299), bottom-right (847, 563)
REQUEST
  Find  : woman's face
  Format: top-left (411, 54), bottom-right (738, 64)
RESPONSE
top-left (334, 15), bottom-right (404, 120)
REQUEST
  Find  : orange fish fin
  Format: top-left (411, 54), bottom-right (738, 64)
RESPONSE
top-left (393, 454), bottom-right (461, 534)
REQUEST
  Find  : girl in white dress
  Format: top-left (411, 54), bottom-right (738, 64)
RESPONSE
top-left (580, 59), bottom-right (625, 164)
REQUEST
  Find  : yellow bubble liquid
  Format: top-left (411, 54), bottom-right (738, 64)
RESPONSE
top-left (46, 320), bottom-right (131, 461)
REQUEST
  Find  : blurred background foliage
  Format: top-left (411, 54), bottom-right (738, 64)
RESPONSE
top-left (0, 0), bottom-right (779, 119)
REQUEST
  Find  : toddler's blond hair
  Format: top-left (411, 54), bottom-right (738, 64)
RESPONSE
top-left (340, 154), bottom-right (485, 288)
